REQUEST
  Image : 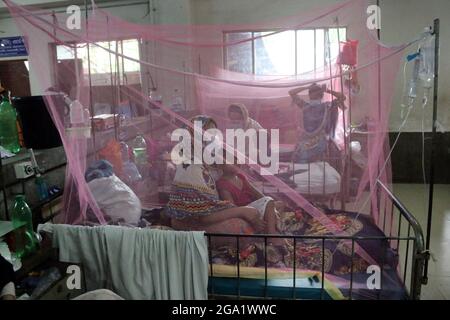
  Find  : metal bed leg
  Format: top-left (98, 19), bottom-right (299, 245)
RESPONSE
top-left (321, 238), bottom-right (325, 300)
top-left (264, 237), bottom-right (268, 299)
top-left (293, 237), bottom-right (297, 299)
top-left (396, 208), bottom-right (402, 250)
top-left (377, 239), bottom-right (386, 300)
top-left (208, 235), bottom-right (214, 297)
top-left (403, 225), bottom-right (411, 285)
top-left (236, 235), bottom-right (240, 299)
top-left (349, 239), bottom-right (355, 300)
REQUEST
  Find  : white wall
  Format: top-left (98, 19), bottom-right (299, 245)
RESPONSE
top-left (379, 0), bottom-right (449, 131)
top-left (190, 0), bottom-right (342, 24)
top-left (190, 0), bottom-right (449, 132)
top-left (0, 0), bottom-right (448, 131)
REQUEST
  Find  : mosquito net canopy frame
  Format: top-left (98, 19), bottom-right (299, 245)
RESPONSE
top-left (4, 0), bottom-right (436, 272)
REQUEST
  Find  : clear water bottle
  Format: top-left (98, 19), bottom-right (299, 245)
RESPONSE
top-left (120, 141), bottom-right (131, 162)
top-left (0, 95), bottom-right (20, 153)
top-left (171, 89), bottom-right (184, 112)
top-left (11, 195), bottom-right (37, 258)
top-left (121, 141), bottom-right (142, 183)
top-left (35, 174), bottom-right (49, 201)
top-left (66, 98), bottom-right (91, 138)
top-left (69, 99), bottom-right (89, 125)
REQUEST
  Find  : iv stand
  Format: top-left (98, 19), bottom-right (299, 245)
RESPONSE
top-left (423, 18), bottom-right (440, 284)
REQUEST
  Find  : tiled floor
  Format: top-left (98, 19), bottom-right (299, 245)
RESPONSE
top-left (393, 184), bottom-right (450, 300)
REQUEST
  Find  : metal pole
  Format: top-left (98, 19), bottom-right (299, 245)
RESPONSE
top-left (375, 0), bottom-right (382, 225)
top-left (423, 18), bottom-right (440, 283)
top-left (85, 0), bottom-right (96, 159)
top-left (376, 0), bottom-right (382, 120)
top-left (0, 155), bottom-right (9, 220)
top-left (335, 20), bottom-right (348, 210)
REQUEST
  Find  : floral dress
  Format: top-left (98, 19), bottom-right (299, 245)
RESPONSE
top-left (166, 164), bottom-right (234, 220)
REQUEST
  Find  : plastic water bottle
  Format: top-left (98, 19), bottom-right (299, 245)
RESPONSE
top-left (0, 95), bottom-right (20, 153)
top-left (120, 141), bottom-right (131, 162)
top-left (120, 141), bottom-right (141, 183)
top-left (35, 174), bottom-right (49, 201)
top-left (66, 98), bottom-right (91, 138)
top-left (11, 195), bottom-right (37, 258)
top-left (69, 99), bottom-right (86, 125)
top-left (132, 135), bottom-right (149, 178)
top-left (171, 89), bottom-right (184, 112)
top-left (132, 135), bottom-right (148, 166)
top-left (30, 148), bottom-right (49, 201)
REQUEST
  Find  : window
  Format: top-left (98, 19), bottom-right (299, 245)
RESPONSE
top-left (56, 39), bottom-right (141, 85)
top-left (224, 28), bottom-right (346, 76)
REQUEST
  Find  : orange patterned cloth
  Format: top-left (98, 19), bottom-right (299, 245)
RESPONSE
top-left (98, 139), bottom-right (123, 176)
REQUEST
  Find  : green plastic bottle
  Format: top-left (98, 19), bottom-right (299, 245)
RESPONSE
top-left (11, 195), bottom-right (37, 258)
top-left (132, 135), bottom-right (148, 166)
top-left (0, 95), bottom-right (20, 154)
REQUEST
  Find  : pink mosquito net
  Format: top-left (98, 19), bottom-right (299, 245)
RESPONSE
top-left (5, 0), bottom-right (428, 297)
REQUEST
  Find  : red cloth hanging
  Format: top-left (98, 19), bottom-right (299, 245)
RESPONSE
top-left (338, 40), bottom-right (359, 66)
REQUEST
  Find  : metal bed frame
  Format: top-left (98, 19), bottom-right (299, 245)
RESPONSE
top-left (205, 180), bottom-right (428, 300)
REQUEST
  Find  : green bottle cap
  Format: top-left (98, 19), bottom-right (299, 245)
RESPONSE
top-left (15, 194), bottom-right (25, 201)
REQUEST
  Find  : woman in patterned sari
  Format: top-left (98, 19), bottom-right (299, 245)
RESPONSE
top-left (166, 115), bottom-right (265, 236)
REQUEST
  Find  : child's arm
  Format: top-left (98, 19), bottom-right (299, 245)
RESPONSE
top-left (244, 177), bottom-right (284, 211)
top-left (245, 179), bottom-right (265, 200)
top-left (218, 188), bottom-right (236, 203)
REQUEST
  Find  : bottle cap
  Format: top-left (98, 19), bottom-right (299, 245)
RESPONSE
top-left (15, 194), bottom-right (25, 201)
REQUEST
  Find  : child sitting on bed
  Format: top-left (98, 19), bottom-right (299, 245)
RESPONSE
top-left (216, 164), bottom-right (285, 246)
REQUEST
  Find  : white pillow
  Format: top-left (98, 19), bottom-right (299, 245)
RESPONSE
top-left (289, 161), bottom-right (341, 195)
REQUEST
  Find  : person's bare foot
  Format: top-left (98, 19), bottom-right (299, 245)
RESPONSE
top-left (274, 201), bottom-right (285, 212)
top-left (269, 237), bottom-right (286, 249)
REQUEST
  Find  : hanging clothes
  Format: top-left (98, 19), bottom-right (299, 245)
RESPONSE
top-left (39, 223), bottom-right (209, 300)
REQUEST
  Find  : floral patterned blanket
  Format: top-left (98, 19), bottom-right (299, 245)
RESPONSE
top-left (210, 210), bottom-right (398, 278)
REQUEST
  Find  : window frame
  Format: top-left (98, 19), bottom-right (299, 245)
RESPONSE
top-left (54, 38), bottom-right (142, 86)
top-left (223, 27), bottom-right (347, 76)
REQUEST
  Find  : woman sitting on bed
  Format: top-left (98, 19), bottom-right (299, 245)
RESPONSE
top-left (166, 115), bottom-right (267, 234)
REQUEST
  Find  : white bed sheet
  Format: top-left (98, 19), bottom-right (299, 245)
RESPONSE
top-left (280, 161), bottom-right (341, 195)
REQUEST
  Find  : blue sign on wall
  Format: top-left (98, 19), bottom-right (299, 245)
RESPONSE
top-left (0, 37), bottom-right (27, 58)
